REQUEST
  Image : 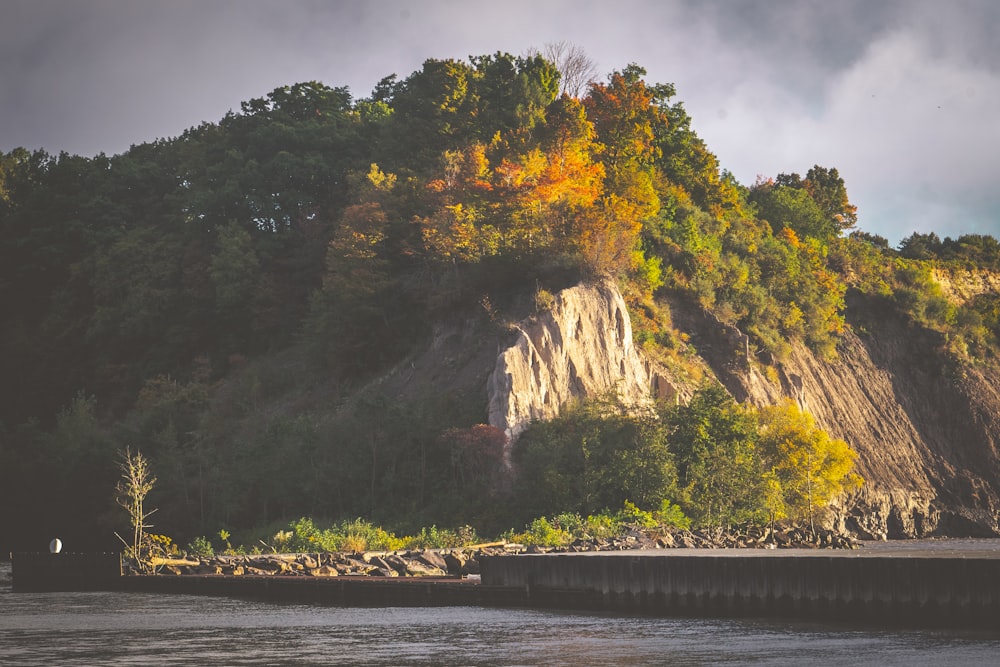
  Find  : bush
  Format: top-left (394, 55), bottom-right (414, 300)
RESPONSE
top-left (509, 517), bottom-right (573, 547)
top-left (654, 499), bottom-right (691, 530)
top-left (403, 524), bottom-right (480, 550)
top-left (186, 535), bottom-right (215, 558)
top-left (581, 512), bottom-right (621, 539)
top-left (617, 500), bottom-right (657, 528)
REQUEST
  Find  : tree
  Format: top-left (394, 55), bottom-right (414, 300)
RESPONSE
top-left (749, 177), bottom-right (832, 240)
top-left (303, 200), bottom-right (397, 374)
top-left (581, 66), bottom-right (666, 274)
top-left (210, 221), bottom-right (260, 320)
top-left (115, 447), bottom-right (157, 573)
top-left (513, 395), bottom-right (677, 521)
top-left (383, 58), bottom-right (475, 168)
top-left (441, 424), bottom-right (507, 494)
top-left (750, 166), bottom-right (856, 241)
top-left (803, 165), bottom-right (857, 232)
top-left (468, 52), bottom-right (560, 139)
top-left (540, 41), bottom-right (598, 98)
top-left (585, 65), bottom-right (661, 174)
top-left (757, 401), bottom-right (862, 529)
top-left (898, 231), bottom-right (943, 260)
top-left (663, 385), bottom-right (764, 527)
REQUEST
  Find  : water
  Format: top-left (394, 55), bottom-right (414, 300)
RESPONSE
top-left (2, 557), bottom-right (999, 666)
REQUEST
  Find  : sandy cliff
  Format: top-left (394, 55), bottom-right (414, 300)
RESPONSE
top-left (487, 282), bottom-right (1000, 538)
top-left (486, 280), bottom-right (656, 445)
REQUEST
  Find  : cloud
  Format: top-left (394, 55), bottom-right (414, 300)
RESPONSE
top-left (685, 6), bottom-right (1000, 243)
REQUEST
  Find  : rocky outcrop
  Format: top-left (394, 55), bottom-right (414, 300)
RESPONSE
top-left (487, 279), bottom-right (673, 455)
top-left (932, 267), bottom-right (1000, 304)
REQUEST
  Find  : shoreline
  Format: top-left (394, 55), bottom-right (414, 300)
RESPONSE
top-left (10, 541), bottom-right (1000, 629)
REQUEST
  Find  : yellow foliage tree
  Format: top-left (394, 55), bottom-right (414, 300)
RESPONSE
top-left (757, 400), bottom-right (863, 529)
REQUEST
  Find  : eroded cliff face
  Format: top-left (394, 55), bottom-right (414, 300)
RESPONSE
top-left (388, 277), bottom-right (1000, 538)
top-left (670, 294), bottom-right (1000, 539)
top-left (486, 280), bottom-right (669, 459)
top-left (486, 280), bottom-right (1000, 538)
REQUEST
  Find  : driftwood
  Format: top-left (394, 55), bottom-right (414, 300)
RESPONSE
top-left (148, 556), bottom-right (201, 567)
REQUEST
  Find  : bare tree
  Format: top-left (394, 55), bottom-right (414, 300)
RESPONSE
top-left (542, 41), bottom-right (599, 98)
top-left (115, 447), bottom-right (157, 573)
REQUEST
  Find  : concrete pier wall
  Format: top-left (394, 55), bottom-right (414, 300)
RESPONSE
top-left (479, 552), bottom-right (1000, 627)
top-left (12, 550), bottom-right (1000, 628)
top-left (114, 574), bottom-right (524, 608)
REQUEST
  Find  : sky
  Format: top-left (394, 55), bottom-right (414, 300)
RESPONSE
top-left (3, 0), bottom-right (1000, 244)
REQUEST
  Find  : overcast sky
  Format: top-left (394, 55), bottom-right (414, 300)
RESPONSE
top-left (3, 0), bottom-right (999, 244)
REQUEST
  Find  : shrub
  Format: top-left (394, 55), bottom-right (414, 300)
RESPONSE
top-left (403, 524), bottom-right (480, 550)
top-left (581, 511), bottom-right (622, 539)
top-left (654, 499), bottom-right (691, 530)
top-left (334, 518), bottom-right (405, 552)
top-left (510, 517), bottom-right (572, 547)
top-left (617, 500), bottom-right (658, 529)
top-left (186, 535), bottom-right (215, 559)
top-left (535, 288), bottom-right (555, 313)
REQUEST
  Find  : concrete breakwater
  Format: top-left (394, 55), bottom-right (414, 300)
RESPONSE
top-left (478, 549), bottom-right (1000, 628)
top-left (12, 547), bottom-right (1000, 628)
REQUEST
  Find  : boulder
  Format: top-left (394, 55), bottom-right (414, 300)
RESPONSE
top-left (463, 555), bottom-right (480, 575)
top-left (415, 550), bottom-right (449, 571)
top-left (383, 554), bottom-right (410, 576)
top-left (443, 551), bottom-right (466, 576)
top-left (405, 559), bottom-right (446, 577)
top-left (366, 556), bottom-right (394, 572)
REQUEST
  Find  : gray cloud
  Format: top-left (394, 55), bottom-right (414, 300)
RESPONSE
top-left (2, 0), bottom-right (998, 243)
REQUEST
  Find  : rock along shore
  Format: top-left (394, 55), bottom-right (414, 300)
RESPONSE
top-left (140, 525), bottom-right (860, 578)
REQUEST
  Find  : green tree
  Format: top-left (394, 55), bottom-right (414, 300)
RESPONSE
top-left (750, 177), bottom-right (831, 240)
top-left (663, 385), bottom-right (764, 527)
top-left (210, 222), bottom-right (260, 319)
top-left (803, 165), bottom-right (857, 232)
top-left (513, 395), bottom-right (677, 521)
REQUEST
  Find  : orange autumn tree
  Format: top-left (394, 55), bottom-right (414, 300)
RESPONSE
top-left (582, 65), bottom-right (663, 275)
top-left (420, 144), bottom-right (503, 263)
top-left (499, 95), bottom-right (604, 258)
top-left (420, 95), bottom-right (606, 266)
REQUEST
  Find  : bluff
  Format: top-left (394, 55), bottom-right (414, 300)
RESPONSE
top-left (385, 278), bottom-right (1000, 539)
top-left (669, 292), bottom-right (1000, 539)
top-left (485, 280), bottom-right (679, 459)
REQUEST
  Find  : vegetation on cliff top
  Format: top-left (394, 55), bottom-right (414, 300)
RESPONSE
top-left (0, 48), bottom-right (995, 550)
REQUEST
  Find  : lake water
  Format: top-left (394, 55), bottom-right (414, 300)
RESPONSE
top-left (2, 546), bottom-right (999, 666)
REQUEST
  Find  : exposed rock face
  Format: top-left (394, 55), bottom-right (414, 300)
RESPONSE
top-left (486, 280), bottom-right (661, 457)
top-left (671, 294), bottom-right (1000, 539)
